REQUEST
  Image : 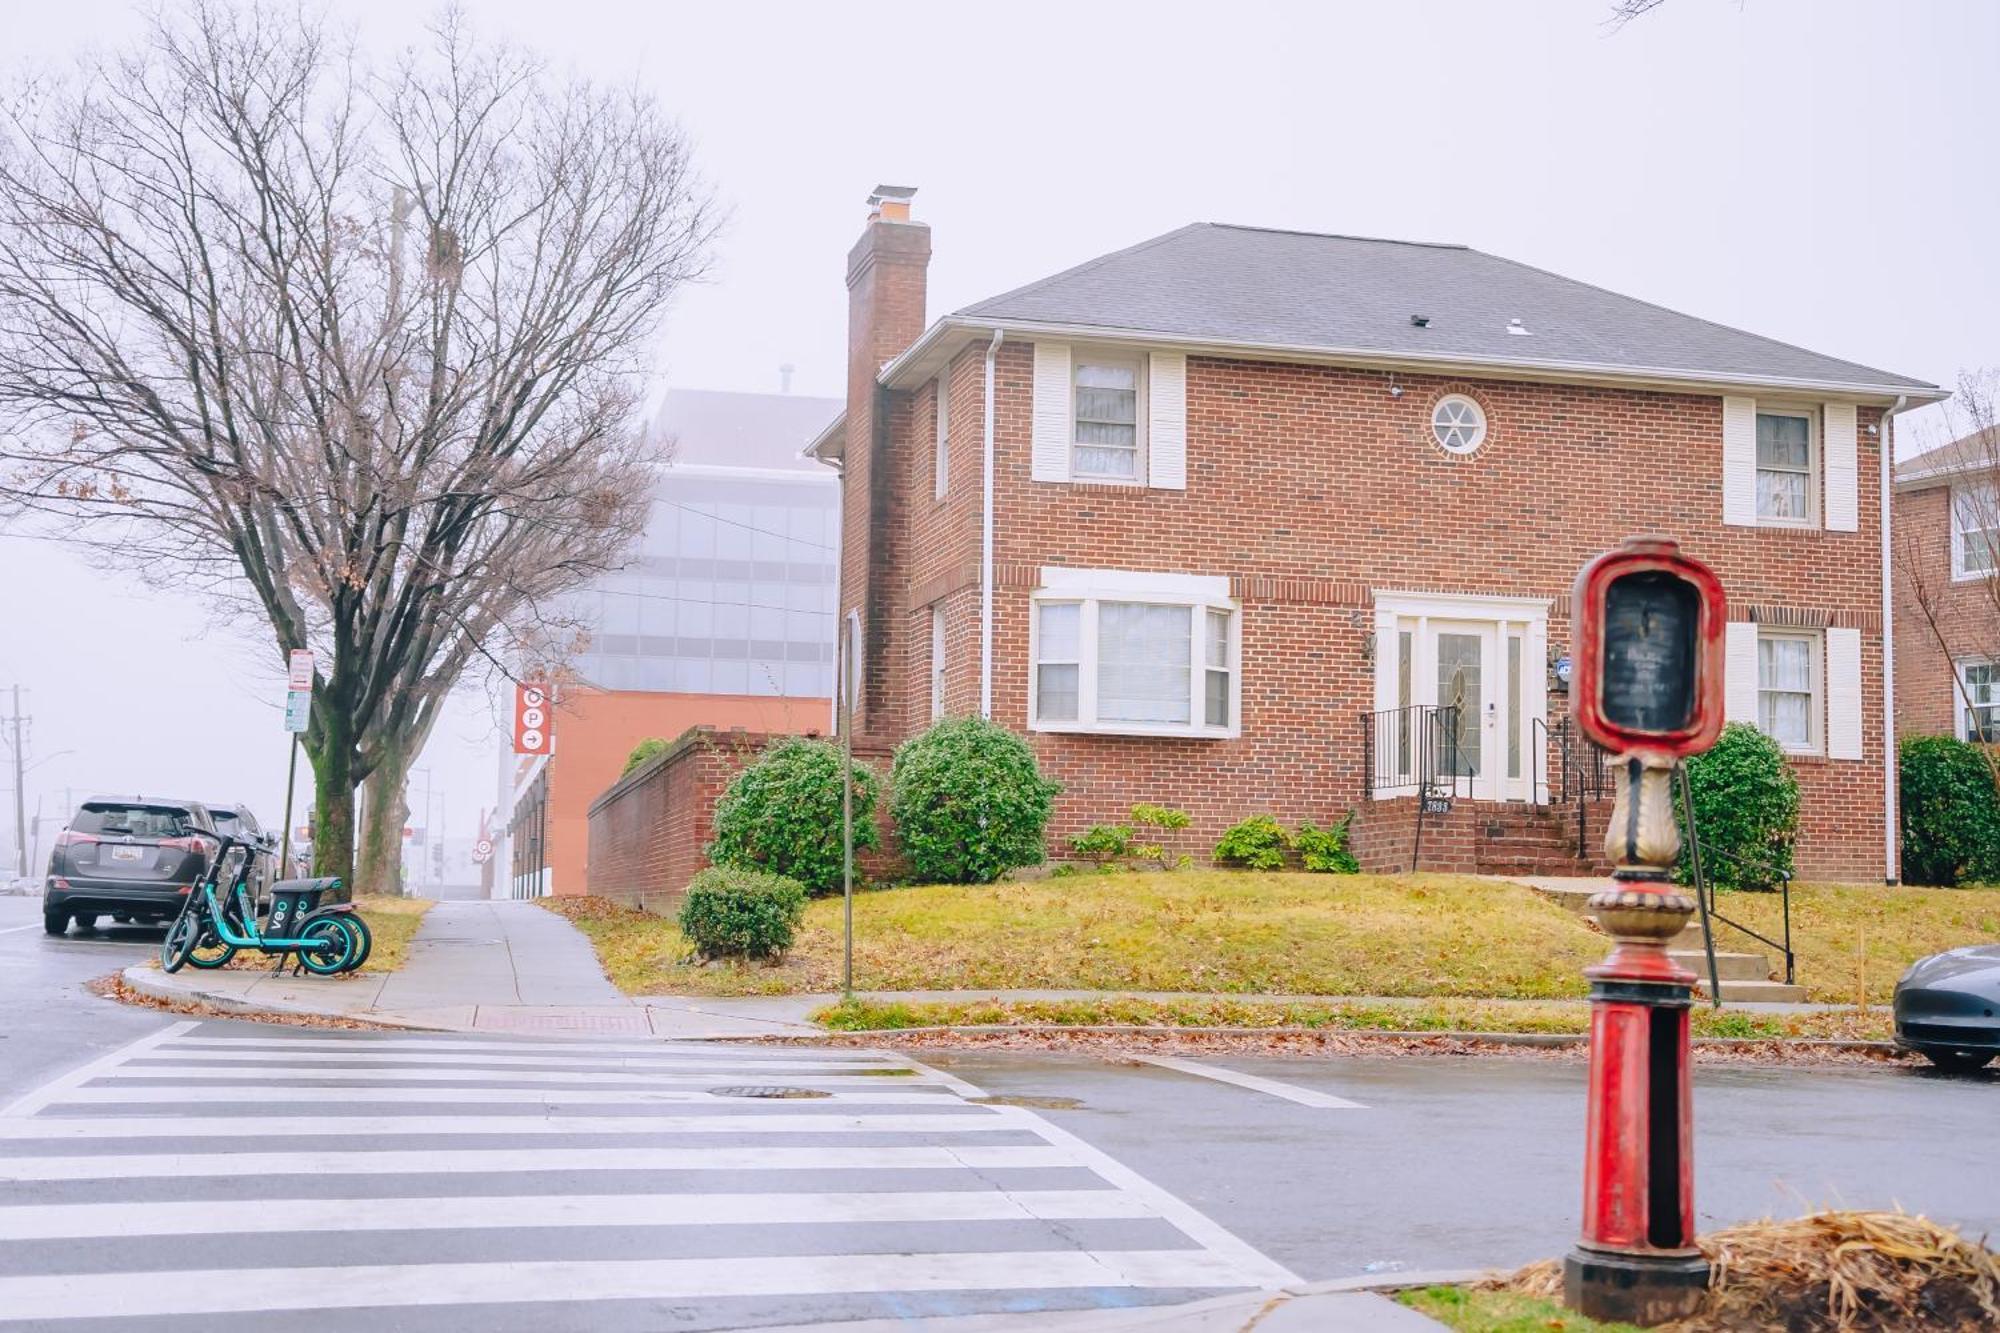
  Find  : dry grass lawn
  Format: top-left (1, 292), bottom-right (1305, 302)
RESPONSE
top-left (209, 893), bottom-right (431, 976)
top-left (546, 872), bottom-right (1607, 999)
top-left (1708, 883), bottom-right (2000, 1004)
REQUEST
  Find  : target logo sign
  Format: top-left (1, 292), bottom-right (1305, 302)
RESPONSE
top-left (513, 682), bottom-right (553, 755)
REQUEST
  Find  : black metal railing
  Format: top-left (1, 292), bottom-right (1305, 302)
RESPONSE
top-left (1362, 704), bottom-right (1475, 870)
top-left (1675, 762), bottom-right (1795, 1004)
top-left (1530, 715), bottom-right (1613, 859)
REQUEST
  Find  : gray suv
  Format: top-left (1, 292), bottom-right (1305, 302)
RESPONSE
top-left (44, 796), bottom-right (218, 935)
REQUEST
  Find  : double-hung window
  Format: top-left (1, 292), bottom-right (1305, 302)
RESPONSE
top-left (1755, 410), bottom-right (1815, 524)
top-left (933, 374), bottom-right (950, 501)
top-left (1031, 570), bottom-right (1236, 738)
top-left (1959, 661), bottom-right (1999, 743)
top-left (1757, 631), bottom-right (1821, 754)
top-left (1072, 357), bottom-right (1142, 480)
top-left (1952, 483), bottom-right (1999, 581)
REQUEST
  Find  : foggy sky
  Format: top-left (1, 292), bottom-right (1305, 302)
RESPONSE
top-left (2, 0), bottom-right (1993, 868)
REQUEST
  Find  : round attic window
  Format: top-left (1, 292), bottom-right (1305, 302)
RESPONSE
top-left (1430, 394), bottom-right (1488, 455)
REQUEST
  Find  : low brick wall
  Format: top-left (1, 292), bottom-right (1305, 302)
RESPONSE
top-left (585, 727), bottom-right (896, 912)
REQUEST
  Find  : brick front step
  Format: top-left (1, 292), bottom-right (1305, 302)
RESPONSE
top-left (1693, 978), bottom-right (1809, 1003)
top-left (1668, 949), bottom-right (1772, 982)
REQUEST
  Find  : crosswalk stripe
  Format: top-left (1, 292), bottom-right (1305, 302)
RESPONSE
top-left (163, 1036), bottom-right (893, 1060)
top-left (0, 1144), bottom-right (1075, 1180)
top-left (0, 1187), bottom-right (1158, 1240)
top-left (0, 1021), bottom-right (196, 1119)
top-left (100, 1064), bottom-right (945, 1087)
top-left (0, 1111), bottom-right (1023, 1140)
top-left (50, 1084), bottom-right (958, 1106)
top-left (0, 1249), bottom-right (1257, 1320)
top-left (132, 1048), bottom-right (904, 1071)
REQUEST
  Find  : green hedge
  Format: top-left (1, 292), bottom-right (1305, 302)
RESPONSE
top-left (621, 737), bottom-right (669, 777)
top-left (892, 718), bottom-right (1061, 884)
top-left (708, 737), bottom-right (879, 897)
top-left (1675, 723), bottom-right (1799, 890)
top-left (1900, 735), bottom-right (2000, 886)
top-left (1214, 815), bottom-right (1289, 870)
top-left (678, 867), bottom-right (807, 960)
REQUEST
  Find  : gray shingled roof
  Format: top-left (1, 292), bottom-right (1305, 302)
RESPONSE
top-left (1895, 431), bottom-right (1996, 487)
top-left (955, 224), bottom-right (1935, 394)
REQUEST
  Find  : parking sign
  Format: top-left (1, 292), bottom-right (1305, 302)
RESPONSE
top-left (513, 682), bottom-right (552, 755)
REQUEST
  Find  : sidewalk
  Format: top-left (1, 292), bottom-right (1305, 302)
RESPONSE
top-left (125, 899), bottom-right (828, 1039)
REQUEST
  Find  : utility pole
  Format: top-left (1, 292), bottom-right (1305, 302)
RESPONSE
top-left (8, 686), bottom-right (26, 879)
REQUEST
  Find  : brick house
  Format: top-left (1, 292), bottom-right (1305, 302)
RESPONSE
top-left (1893, 432), bottom-right (1999, 743)
top-left (807, 185), bottom-right (1941, 882)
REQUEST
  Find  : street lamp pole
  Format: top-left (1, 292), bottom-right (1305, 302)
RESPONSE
top-left (8, 686), bottom-right (27, 878)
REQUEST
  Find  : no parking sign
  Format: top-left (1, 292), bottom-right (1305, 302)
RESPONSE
top-left (512, 682), bottom-right (552, 755)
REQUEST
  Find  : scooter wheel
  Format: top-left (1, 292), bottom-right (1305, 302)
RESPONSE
top-left (295, 918), bottom-right (358, 976)
top-left (160, 911), bottom-right (202, 973)
top-left (184, 921), bottom-right (237, 970)
top-left (335, 915), bottom-right (373, 971)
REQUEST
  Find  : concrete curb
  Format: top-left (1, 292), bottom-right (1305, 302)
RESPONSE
top-left (118, 966), bottom-right (457, 1033)
top-left (116, 968), bottom-right (1900, 1057)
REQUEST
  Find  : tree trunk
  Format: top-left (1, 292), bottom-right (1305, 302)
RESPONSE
top-left (310, 734), bottom-right (357, 890)
top-left (357, 747), bottom-right (414, 898)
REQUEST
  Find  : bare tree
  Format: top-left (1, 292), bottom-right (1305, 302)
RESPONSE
top-left (1606, 0), bottom-right (1669, 26)
top-left (1896, 370), bottom-right (2000, 783)
top-left (0, 2), bottom-right (713, 888)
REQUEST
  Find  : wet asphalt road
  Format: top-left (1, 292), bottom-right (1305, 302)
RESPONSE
top-left (3, 891), bottom-right (1996, 1300)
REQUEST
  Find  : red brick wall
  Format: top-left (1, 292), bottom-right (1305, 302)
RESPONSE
top-left (585, 728), bottom-right (896, 911)
top-left (837, 230), bottom-right (1892, 881)
top-left (1894, 483), bottom-right (1995, 740)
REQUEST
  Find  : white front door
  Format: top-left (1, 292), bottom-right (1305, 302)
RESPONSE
top-left (1376, 599), bottom-right (1547, 803)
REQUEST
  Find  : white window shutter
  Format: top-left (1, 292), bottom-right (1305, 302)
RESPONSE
top-left (1147, 351), bottom-right (1187, 490)
top-left (1030, 342), bottom-right (1072, 483)
top-left (1722, 396), bottom-right (1757, 527)
top-left (1823, 402), bottom-right (1858, 532)
top-left (1825, 627), bottom-right (1863, 759)
top-left (1725, 621), bottom-right (1759, 725)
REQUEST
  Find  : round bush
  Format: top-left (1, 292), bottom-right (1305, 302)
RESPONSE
top-left (1900, 735), bottom-right (2000, 886)
top-left (1214, 814), bottom-right (1289, 870)
top-left (677, 867), bottom-right (807, 961)
top-left (621, 737), bottom-right (669, 777)
top-left (1675, 722), bottom-right (1799, 890)
top-left (707, 737), bottom-right (879, 897)
top-left (891, 718), bottom-right (1061, 884)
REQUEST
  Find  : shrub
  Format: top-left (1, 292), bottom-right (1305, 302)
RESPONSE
top-left (1129, 803), bottom-right (1193, 870)
top-left (1294, 815), bottom-right (1360, 874)
top-left (892, 718), bottom-right (1062, 884)
top-left (621, 737), bottom-right (670, 777)
top-left (1214, 814), bottom-right (1290, 870)
top-left (1900, 735), bottom-right (2000, 886)
top-left (1069, 823), bottom-right (1133, 867)
top-left (677, 867), bottom-right (807, 961)
top-left (707, 737), bottom-right (879, 897)
top-left (1675, 723), bottom-right (1799, 890)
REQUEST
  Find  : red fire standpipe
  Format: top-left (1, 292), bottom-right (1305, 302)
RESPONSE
top-left (1563, 537), bottom-right (1725, 1325)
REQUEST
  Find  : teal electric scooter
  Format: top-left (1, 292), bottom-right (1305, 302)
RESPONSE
top-left (160, 834), bottom-right (371, 976)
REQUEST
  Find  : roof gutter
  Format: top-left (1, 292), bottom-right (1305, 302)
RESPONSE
top-left (1879, 392), bottom-right (1910, 884)
top-left (881, 315), bottom-right (1944, 406)
top-left (980, 329), bottom-right (1003, 719)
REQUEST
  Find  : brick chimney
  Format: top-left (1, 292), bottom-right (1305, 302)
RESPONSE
top-left (842, 185), bottom-right (930, 738)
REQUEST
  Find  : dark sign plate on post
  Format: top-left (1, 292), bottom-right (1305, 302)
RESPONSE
top-left (1600, 571), bottom-right (1698, 735)
top-left (1422, 796), bottom-right (1453, 815)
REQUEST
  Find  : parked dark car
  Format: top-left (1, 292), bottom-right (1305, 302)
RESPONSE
top-left (43, 796), bottom-right (217, 935)
top-left (205, 801), bottom-right (276, 912)
top-left (1893, 944), bottom-right (2000, 1072)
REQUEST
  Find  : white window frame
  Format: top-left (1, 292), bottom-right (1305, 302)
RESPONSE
top-left (1951, 482), bottom-right (1999, 582)
top-left (1754, 406), bottom-right (1818, 528)
top-left (1957, 658), bottom-right (1999, 743)
top-left (1029, 568), bottom-right (1238, 739)
top-left (1070, 352), bottom-right (1148, 484)
top-left (932, 373), bottom-right (950, 501)
top-left (1429, 394), bottom-right (1488, 455)
top-left (929, 605), bottom-right (946, 722)
top-left (1756, 628), bottom-right (1823, 756)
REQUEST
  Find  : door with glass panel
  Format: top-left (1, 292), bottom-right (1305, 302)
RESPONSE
top-left (1397, 619), bottom-right (1536, 802)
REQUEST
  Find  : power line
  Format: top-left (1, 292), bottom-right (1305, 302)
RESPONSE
top-left (655, 498), bottom-right (836, 553)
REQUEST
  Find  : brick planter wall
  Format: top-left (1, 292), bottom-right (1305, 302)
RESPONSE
top-left (585, 727), bottom-right (896, 913)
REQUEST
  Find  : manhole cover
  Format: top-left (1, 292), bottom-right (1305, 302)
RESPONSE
top-left (967, 1095), bottom-right (1084, 1110)
top-left (708, 1086), bottom-right (831, 1100)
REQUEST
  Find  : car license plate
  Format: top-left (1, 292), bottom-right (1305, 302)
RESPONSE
top-left (110, 846), bottom-right (144, 863)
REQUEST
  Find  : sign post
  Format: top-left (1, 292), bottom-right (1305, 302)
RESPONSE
top-left (1564, 535), bottom-right (1727, 1326)
top-left (279, 649), bottom-right (314, 878)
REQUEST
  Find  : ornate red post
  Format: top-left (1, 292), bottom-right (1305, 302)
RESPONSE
top-left (1564, 535), bottom-right (1726, 1325)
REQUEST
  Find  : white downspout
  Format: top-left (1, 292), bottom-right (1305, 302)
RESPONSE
top-left (980, 329), bottom-right (1004, 719)
top-left (1879, 392), bottom-right (1909, 884)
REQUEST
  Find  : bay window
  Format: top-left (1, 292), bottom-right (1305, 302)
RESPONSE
top-left (1030, 569), bottom-right (1237, 737)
